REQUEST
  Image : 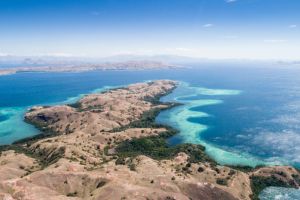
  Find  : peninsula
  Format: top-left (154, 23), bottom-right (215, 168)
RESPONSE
top-left (0, 80), bottom-right (299, 200)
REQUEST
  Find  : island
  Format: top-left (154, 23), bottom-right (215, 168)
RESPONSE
top-left (0, 61), bottom-right (179, 76)
top-left (0, 80), bottom-right (299, 200)
top-left (0, 69), bottom-right (17, 76)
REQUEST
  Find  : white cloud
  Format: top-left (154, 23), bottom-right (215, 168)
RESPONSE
top-left (289, 24), bottom-right (297, 28)
top-left (263, 39), bottom-right (287, 43)
top-left (202, 24), bottom-right (214, 28)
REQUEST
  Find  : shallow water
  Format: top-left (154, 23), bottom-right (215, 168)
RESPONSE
top-left (156, 82), bottom-right (268, 167)
top-left (0, 107), bottom-right (39, 144)
top-left (259, 187), bottom-right (300, 200)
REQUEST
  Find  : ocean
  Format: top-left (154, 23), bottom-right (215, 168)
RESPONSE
top-left (1, 62), bottom-right (300, 198)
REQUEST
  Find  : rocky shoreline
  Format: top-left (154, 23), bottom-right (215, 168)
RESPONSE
top-left (0, 80), bottom-right (299, 200)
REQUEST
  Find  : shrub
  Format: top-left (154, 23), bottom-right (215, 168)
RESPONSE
top-left (228, 169), bottom-right (236, 176)
top-left (216, 178), bottom-right (228, 186)
top-left (198, 167), bottom-right (205, 173)
top-left (115, 157), bottom-right (126, 165)
top-left (115, 133), bottom-right (215, 165)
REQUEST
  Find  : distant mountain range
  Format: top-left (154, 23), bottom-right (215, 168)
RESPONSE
top-left (0, 54), bottom-right (208, 67)
top-left (0, 60), bottom-right (181, 76)
top-left (0, 54), bottom-right (299, 70)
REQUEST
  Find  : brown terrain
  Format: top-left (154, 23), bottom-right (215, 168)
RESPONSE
top-left (0, 80), bottom-right (299, 200)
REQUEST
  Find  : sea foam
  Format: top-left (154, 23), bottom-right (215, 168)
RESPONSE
top-left (259, 187), bottom-right (300, 200)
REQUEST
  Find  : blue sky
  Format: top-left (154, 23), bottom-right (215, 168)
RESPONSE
top-left (0, 0), bottom-right (299, 59)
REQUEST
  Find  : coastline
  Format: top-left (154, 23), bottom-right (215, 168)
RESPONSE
top-left (0, 80), bottom-right (299, 200)
top-left (0, 61), bottom-right (179, 77)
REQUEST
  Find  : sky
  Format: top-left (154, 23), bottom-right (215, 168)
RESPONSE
top-left (0, 0), bottom-right (299, 60)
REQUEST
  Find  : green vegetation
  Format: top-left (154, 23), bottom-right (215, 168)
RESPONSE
top-left (110, 84), bottom-right (181, 134)
top-left (0, 143), bottom-right (63, 169)
top-left (111, 102), bottom-right (181, 132)
top-left (197, 166), bottom-right (205, 173)
top-left (115, 133), bottom-right (216, 164)
top-left (143, 82), bottom-right (176, 104)
top-left (0, 145), bottom-right (33, 158)
top-left (22, 115), bottom-right (59, 144)
top-left (13, 130), bottom-right (58, 145)
top-left (110, 86), bottom-right (300, 200)
top-left (228, 169), bottom-right (236, 176)
top-left (1, 82), bottom-right (180, 172)
top-left (292, 174), bottom-right (300, 185)
top-left (112, 88), bottom-right (216, 166)
top-left (68, 102), bottom-right (82, 109)
top-left (66, 191), bottom-right (78, 197)
top-left (7, 125), bottom-right (64, 168)
top-left (216, 178), bottom-right (228, 186)
top-left (225, 164), bottom-right (266, 173)
top-left (226, 165), bottom-right (254, 172)
top-left (96, 181), bottom-right (107, 188)
top-left (143, 91), bottom-right (173, 105)
top-left (68, 102), bottom-right (103, 112)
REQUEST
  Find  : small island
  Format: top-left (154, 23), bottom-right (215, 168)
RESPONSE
top-left (0, 80), bottom-right (299, 200)
top-left (0, 69), bottom-right (17, 76)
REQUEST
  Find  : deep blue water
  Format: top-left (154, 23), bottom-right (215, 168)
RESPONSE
top-left (1, 63), bottom-right (300, 198)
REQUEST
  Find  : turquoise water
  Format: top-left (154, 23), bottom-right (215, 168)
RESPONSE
top-left (0, 71), bottom-right (121, 144)
top-left (0, 107), bottom-right (38, 144)
top-left (1, 64), bottom-right (300, 198)
top-left (259, 187), bottom-right (300, 200)
top-left (156, 82), bottom-right (269, 167)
